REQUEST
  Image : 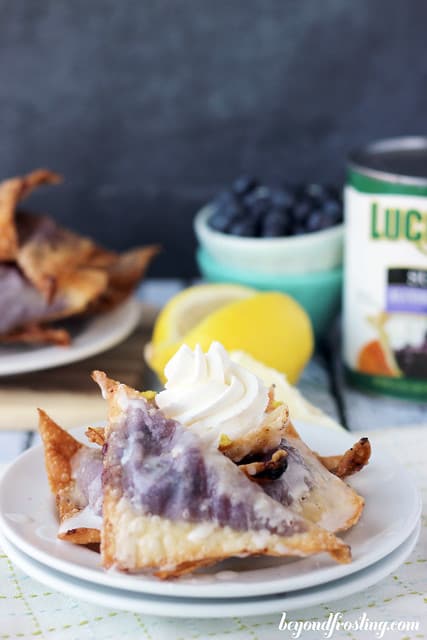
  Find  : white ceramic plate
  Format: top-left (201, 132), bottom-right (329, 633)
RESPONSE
top-left (0, 521), bottom-right (420, 618)
top-left (0, 421), bottom-right (421, 599)
top-left (0, 297), bottom-right (142, 376)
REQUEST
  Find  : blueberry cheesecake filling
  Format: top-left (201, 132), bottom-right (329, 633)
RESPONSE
top-left (104, 398), bottom-right (307, 538)
top-left (259, 441), bottom-right (314, 507)
top-left (71, 447), bottom-right (103, 517)
top-left (0, 264), bottom-right (65, 334)
top-left (58, 445), bottom-right (103, 535)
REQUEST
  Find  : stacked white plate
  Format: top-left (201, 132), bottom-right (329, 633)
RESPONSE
top-left (0, 422), bottom-right (421, 618)
top-left (0, 296), bottom-right (142, 376)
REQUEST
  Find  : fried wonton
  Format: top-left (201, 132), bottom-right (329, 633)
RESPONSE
top-left (92, 371), bottom-right (350, 578)
top-left (89, 246), bottom-right (160, 312)
top-left (0, 169), bottom-right (158, 344)
top-left (0, 169), bottom-right (61, 261)
top-left (1, 323), bottom-right (71, 346)
top-left (38, 409), bottom-right (102, 544)
top-left (238, 448), bottom-right (289, 483)
top-left (252, 421), bottom-right (365, 533)
top-left (218, 401), bottom-right (290, 462)
top-left (16, 211), bottom-right (97, 300)
top-left (217, 388), bottom-right (366, 534)
top-left (318, 437), bottom-right (371, 479)
top-left (80, 385), bottom-right (366, 538)
top-left (85, 426), bottom-right (106, 447)
top-left (0, 264), bottom-right (107, 341)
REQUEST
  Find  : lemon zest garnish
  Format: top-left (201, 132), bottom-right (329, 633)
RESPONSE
top-left (140, 390), bottom-right (157, 400)
top-left (271, 400), bottom-right (283, 409)
top-left (219, 433), bottom-right (232, 448)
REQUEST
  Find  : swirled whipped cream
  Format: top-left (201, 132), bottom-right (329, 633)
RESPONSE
top-left (155, 342), bottom-right (269, 443)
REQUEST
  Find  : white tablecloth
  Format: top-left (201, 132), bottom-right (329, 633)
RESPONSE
top-left (0, 426), bottom-right (426, 640)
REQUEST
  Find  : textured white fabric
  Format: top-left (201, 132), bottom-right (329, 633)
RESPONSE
top-left (0, 426), bottom-right (425, 640)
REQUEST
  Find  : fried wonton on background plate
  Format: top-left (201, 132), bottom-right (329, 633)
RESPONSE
top-left (0, 169), bottom-right (159, 345)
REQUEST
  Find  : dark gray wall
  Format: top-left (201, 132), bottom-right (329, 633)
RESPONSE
top-left (0, 1), bottom-right (426, 275)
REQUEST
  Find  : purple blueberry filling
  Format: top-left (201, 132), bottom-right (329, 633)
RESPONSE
top-left (261, 441), bottom-right (313, 506)
top-left (73, 447), bottom-right (103, 516)
top-left (0, 264), bottom-right (64, 334)
top-left (103, 400), bottom-right (307, 537)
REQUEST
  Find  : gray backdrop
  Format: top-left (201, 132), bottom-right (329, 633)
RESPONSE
top-left (0, 1), bottom-right (426, 276)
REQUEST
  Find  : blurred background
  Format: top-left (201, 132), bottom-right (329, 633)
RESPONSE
top-left (0, 0), bottom-right (425, 276)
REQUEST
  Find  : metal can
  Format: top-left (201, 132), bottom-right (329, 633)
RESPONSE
top-left (343, 137), bottom-right (427, 400)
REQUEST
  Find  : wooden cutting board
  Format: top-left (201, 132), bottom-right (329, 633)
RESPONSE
top-left (0, 306), bottom-right (159, 431)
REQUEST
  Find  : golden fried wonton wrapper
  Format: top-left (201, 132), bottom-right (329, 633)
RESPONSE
top-left (0, 169), bottom-right (158, 343)
top-left (0, 268), bottom-right (108, 345)
top-left (51, 268), bottom-right (109, 319)
top-left (318, 438), bottom-right (371, 479)
top-left (89, 245), bottom-right (161, 311)
top-left (16, 212), bottom-right (97, 300)
top-left (218, 388), bottom-right (366, 534)
top-left (0, 170), bottom-right (61, 262)
top-left (218, 401), bottom-right (290, 462)
top-left (38, 409), bottom-right (101, 545)
top-left (257, 419), bottom-right (365, 533)
top-left (0, 324), bottom-right (71, 346)
top-left (85, 426), bottom-right (106, 447)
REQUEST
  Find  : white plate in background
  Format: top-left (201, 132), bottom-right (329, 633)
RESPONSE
top-left (0, 297), bottom-right (142, 376)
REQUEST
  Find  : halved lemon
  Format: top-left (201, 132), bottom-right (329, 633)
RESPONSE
top-left (145, 284), bottom-right (313, 384)
top-left (145, 284), bottom-right (255, 375)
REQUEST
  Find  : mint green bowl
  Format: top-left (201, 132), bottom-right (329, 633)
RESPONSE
top-left (196, 247), bottom-right (342, 339)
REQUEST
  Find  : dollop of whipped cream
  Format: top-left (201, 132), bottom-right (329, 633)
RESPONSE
top-left (156, 341), bottom-right (269, 443)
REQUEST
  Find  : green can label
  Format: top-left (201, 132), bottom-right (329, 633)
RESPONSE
top-left (343, 178), bottom-right (427, 400)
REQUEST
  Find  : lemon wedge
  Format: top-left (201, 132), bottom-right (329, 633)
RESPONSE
top-left (145, 284), bottom-right (254, 377)
top-left (146, 285), bottom-right (313, 384)
top-left (151, 283), bottom-right (255, 345)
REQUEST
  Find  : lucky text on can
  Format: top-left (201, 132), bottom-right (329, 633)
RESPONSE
top-left (343, 137), bottom-right (427, 400)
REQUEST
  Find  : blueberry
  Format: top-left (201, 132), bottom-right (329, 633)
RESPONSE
top-left (305, 210), bottom-right (326, 232)
top-left (270, 187), bottom-right (294, 210)
top-left (322, 198), bottom-right (341, 213)
top-left (262, 223), bottom-right (289, 238)
top-left (305, 183), bottom-right (329, 202)
top-left (261, 211), bottom-right (286, 237)
top-left (292, 224), bottom-right (307, 236)
top-left (244, 209), bottom-right (264, 235)
top-left (292, 198), bottom-right (312, 223)
top-left (265, 209), bottom-right (287, 223)
top-left (225, 200), bottom-right (245, 219)
top-left (208, 211), bottom-right (232, 233)
top-left (229, 219), bottom-right (257, 237)
top-left (325, 185), bottom-right (342, 201)
top-left (232, 175), bottom-right (258, 198)
top-left (208, 196), bottom-right (244, 233)
top-left (244, 186), bottom-right (272, 216)
top-left (321, 199), bottom-right (342, 224)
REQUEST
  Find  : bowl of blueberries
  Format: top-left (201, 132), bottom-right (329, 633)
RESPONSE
top-left (194, 176), bottom-right (344, 337)
top-left (194, 176), bottom-right (344, 275)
